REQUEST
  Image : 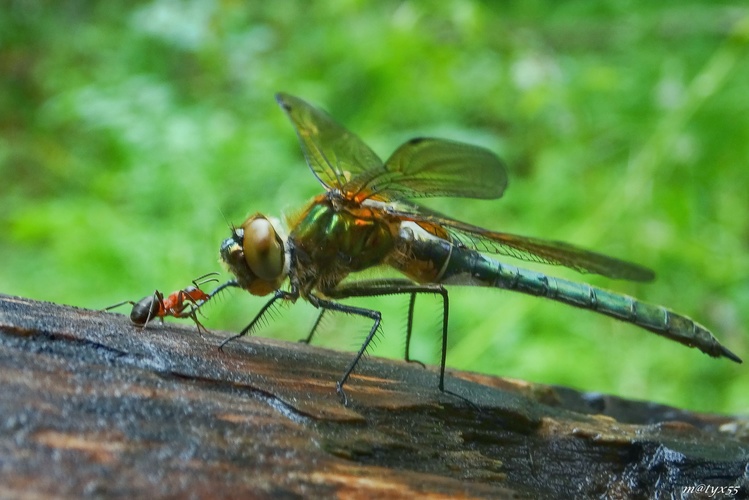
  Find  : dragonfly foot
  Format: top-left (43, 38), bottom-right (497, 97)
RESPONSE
top-left (442, 388), bottom-right (481, 412)
top-left (405, 357), bottom-right (426, 369)
top-left (218, 334), bottom-right (242, 351)
top-left (336, 382), bottom-right (349, 406)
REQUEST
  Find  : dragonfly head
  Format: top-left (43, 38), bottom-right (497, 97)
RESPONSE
top-left (220, 214), bottom-right (288, 296)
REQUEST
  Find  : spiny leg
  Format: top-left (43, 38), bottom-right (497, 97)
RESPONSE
top-left (191, 279), bottom-right (240, 318)
top-left (395, 287), bottom-right (468, 403)
top-left (308, 295), bottom-right (382, 406)
top-left (219, 289), bottom-right (295, 350)
top-left (436, 288), bottom-right (449, 392)
top-left (300, 309), bottom-right (327, 344)
top-left (302, 295), bottom-right (426, 369)
top-left (325, 280), bottom-right (450, 394)
top-left (302, 286), bottom-right (429, 367)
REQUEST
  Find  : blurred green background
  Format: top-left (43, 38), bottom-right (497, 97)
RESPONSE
top-left (2, 1), bottom-right (747, 413)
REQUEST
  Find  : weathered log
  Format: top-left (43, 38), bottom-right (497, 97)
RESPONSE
top-left (0, 293), bottom-right (746, 499)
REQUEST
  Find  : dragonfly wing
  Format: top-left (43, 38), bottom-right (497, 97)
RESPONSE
top-left (347, 138), bottom-right (508, 200)
top-left (276, 93), bottom-right (384, 190)
top-left (387, 203), bottom-right (655, 282)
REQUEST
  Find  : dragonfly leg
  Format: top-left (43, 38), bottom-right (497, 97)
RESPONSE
top-left (219, 288), bottom-right (295, 350)
top-left (300, 293), bottom-right (426, 368)
top-left (404, 293), bottom-right (425, 368)
top-left (207, 279), bottom-right (241, 301)
top-left (191, 279), bottom-right (240, 318)
top-left (324, 280), bottom-right (450, 393)
top-left (307, 295), bottom-right (382, 406)
top-left (300, 309), bottom-right (326, 344)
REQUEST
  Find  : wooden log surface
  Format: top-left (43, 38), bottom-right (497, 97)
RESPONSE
top-left (0, 293), bottom-right (747, 499)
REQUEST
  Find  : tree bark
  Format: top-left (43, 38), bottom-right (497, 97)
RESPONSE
top-left (0, 293), bottom-right (746, 499)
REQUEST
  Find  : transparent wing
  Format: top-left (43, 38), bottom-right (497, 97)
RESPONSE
top-left (277, 93), bottom-right (508, 202)
top-left (346, 137), bottom-right (508, 200)
top-left (276, 92), bottom-right (384, 191)
top-left (387, 202), bottom-right (655, 282)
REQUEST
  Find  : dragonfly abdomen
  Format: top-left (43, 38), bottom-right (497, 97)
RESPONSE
top-left (397, 233), bottom-right (740, 363)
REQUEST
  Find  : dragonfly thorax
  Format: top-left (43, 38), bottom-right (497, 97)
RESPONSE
top-left (220, 214), bottom-right (289, 296)
top-left (288, 196), bottom-right (398, 293)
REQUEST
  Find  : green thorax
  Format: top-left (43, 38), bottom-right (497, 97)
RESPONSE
top-left (290, 197), bottom-right (395, 276)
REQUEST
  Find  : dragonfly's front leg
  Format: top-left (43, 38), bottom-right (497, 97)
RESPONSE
top-left (323, 279), bottom-right (450, 393)
top-left (219, 288), bottom-right (297, 350)
top-left (191, 279), bottom-right (241, 317)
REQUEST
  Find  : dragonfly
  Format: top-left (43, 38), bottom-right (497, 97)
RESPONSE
top-left (105, 272), bottom-right (219, 333)
top-left (210, 93), bottom-right (741, 404)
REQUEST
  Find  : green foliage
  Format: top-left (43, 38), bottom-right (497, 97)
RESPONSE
top-left (2, 0), bottom-right (747, 412)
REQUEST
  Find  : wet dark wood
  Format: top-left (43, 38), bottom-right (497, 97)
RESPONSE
top-left (0, 293), bottom-right (747, 499)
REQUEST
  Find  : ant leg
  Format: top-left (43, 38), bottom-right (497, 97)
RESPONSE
top-left (141, 290), bottom-right (164, 330)
top-left (103, 300), bottom-right (136, 312)
top-left (171, 290), bottom-right (189, 317)
top-left (192, 271), bottom-right (220, 288)
top-left (184, 306), bottom-right (209, 335)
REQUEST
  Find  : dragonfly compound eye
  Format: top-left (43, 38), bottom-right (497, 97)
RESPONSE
top-left (242, 215), bottom-right (285, 282)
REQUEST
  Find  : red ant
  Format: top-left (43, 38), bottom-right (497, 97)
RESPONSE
top-left (104, 272), bottom-right (219, 333)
